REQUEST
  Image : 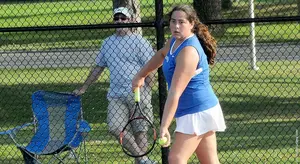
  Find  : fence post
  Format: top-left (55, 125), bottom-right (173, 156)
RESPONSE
top-left (155, 0), bottom-right (169, 164)
top-left (249, 0), bottom-right (259, 71)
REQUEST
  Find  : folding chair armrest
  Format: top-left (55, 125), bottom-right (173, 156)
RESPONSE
top-left (0, 122), bottom-right (34, 135)
top-left (0, 122), bottom-right (35, 145)
top-left (78, 120), bottom-right (91, 133)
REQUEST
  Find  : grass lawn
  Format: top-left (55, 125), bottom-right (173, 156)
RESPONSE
top-left (0, 59), bottom-right (299, 163)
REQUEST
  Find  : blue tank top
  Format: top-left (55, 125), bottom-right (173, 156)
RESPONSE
top-left (162, 35), bottom-right (218, 117)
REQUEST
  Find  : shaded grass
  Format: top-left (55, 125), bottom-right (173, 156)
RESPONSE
top-left (0, 22), bottom-right (298, 51)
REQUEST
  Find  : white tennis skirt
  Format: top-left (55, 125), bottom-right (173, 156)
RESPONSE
top-left (175, 103), bottom-right (226, 136)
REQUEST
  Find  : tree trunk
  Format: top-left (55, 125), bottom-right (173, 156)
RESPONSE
top-left (194, 0), bottom-right (222, 22)
top-left (113, 0), bottom-right (142, 35)
top-left (222, 0), bottom-right (233, 10)
top-left (193, 0), bottom-right (224, 36)
top-left (298, 0), bottom-right (300, 21)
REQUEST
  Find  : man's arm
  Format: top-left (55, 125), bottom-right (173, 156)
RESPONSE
top-left (74, 66), bottom-right (105, 95)
top-left (132, 39), bottom-right (171, 91)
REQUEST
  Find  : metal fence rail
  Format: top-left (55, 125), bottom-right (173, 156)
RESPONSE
top-left (0, 0), bottom-right (299, 163)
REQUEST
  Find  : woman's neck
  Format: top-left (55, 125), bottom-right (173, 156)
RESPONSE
top-left (176, 33), bottom-right (194, 43)
top-left (176, 33), bottom-right (194, 42)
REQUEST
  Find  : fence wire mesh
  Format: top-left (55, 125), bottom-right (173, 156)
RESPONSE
top-left (0, 0), bottom-right (299, 163)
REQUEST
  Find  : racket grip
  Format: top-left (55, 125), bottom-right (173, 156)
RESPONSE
top-left (134, 88), bottom-right (140, 102)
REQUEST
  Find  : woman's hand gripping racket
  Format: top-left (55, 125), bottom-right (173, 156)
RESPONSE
top-left (119, 88), bottom-right (157, 157)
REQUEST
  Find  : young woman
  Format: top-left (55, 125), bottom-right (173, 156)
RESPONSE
top-left (132, 4), bottom-right (226, 164)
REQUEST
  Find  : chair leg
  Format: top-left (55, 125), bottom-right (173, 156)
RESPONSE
top-left (69, 150), bottom-right (79, 164)
top-left (51, 151), bottom-right (79, 164)
top-left (19, 148), bottom-right (38, 164)
top-left (80, 132), bottom-right (89, 164)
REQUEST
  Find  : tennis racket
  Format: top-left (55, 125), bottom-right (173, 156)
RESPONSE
top-left (119, 88), bottom-right (157, 157)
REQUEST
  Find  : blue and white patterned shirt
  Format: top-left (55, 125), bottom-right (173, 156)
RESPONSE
top-left (96, 34), bottom-right (154, 99)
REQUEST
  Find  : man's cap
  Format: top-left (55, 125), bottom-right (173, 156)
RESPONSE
top-left (113, 7), bottom-right (131, 18)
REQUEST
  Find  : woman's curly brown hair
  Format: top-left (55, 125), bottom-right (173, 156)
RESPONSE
top-left (169, 4), bottom-right (217, 65)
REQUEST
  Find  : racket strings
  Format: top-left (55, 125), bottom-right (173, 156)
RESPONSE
top-left (131, 104), bottom-right (152, 123)
top-left (120, 118), bottom-right (156, 157)
top-left (121, 129), bottom-right (145, 156)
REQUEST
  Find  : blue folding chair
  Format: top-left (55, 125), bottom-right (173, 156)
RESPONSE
top-left (0, 90), bottom-right (91, 164)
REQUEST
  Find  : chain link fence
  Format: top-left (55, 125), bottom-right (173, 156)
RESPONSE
top-left (0, 0), bottom-right (299, 163)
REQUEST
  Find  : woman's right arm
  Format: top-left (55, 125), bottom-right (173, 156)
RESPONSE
top-left (132, 39), bottom-right (171, 89)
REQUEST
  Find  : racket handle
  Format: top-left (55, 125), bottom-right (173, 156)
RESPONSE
top-left (134, 88), bottom-right (140, 102)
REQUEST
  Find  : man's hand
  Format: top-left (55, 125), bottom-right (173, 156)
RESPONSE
top-left (73, 87), bottom-right (87, 96)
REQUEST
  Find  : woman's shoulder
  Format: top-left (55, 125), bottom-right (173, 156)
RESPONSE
top-left (185, 34), bottom-right (198, 43)
top-left (185, 35), bottom-right (203, 49)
